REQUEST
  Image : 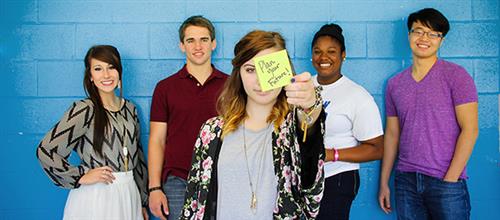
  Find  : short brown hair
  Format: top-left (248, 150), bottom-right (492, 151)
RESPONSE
top-left (178, 15), bottom-right (215, 42)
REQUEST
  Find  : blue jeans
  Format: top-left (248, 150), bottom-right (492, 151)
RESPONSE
top-left (395, 171), bottom-right (470, 220)
top-left (163, 175), bottom-right (187, 220)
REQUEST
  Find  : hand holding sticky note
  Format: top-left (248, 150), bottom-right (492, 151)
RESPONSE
top-left (254, 49), bottom-right (294, 92)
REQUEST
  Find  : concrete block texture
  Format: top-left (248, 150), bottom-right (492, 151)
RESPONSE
top-left (1, 1), bottom-right (498, 219)
top-left (76, 24), bottom-right (149, 59)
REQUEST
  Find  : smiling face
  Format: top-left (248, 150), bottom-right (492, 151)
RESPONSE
top-left (240, 47), bottom-right (282, 107)
top-left (180, 25), bottom-right (217, 66)
top-left (312, 35), bottom-right (345, 85)
top-left (90, 58), bottom-right (120, 96)
top-left (409, 21), bottom-right (444, 60)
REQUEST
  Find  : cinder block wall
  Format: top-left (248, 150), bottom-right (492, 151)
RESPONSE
top-left (1, 1), bottom-right (498, 219)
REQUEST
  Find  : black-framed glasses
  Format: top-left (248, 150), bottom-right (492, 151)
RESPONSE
top-left (409, 29), bottom-right (443, 39)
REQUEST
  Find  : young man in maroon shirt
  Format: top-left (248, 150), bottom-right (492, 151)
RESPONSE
top-left (148, 15), bottom-right (227, 220)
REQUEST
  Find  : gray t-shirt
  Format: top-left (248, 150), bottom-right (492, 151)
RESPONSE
top-left (217, 124), bottom-right (277, 219)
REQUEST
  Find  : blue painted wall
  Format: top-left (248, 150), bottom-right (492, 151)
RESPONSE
top-left (1, 0), bottom-right (498, 219)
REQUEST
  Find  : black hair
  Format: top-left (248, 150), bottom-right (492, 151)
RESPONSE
top-left (407, 8), bottom-right (450, 37)
top-left (311, 23), bottom-right (345, 52)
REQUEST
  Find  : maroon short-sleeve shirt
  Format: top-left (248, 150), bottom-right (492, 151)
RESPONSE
top-left (150, 65), bottom-right (227, 182)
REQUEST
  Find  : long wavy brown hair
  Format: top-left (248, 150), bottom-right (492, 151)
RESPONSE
top-left (217, 30), bottom-right (290, 137)
top-left (83, 45), bottom-right (123, 156)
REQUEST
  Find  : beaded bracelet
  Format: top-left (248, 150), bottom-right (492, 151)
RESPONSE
top-left (298, 86), bottom-right (323, 142)
top-left (300, 86), bottom-right (323, 115)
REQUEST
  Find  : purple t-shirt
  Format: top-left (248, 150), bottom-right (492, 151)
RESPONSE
top-left (385, 59), bottom-right (478, 179)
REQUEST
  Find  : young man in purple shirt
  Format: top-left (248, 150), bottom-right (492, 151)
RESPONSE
top-left (148, 16), bottom-right (227, 220)
top-left (378, 8), bottom-right (478, 219)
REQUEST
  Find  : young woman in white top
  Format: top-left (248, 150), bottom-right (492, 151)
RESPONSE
top-left (312, 24), bottom-right (384, 220)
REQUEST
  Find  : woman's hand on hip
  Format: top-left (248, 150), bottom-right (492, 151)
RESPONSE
top-left (78, 166), bottom-right (115, 185)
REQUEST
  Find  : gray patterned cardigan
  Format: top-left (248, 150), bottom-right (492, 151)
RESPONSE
top-left (36, 99), bottom-right (148, 206)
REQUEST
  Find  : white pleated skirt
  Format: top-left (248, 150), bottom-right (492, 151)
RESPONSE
top-left (63, 171), bottom-right (143, 220)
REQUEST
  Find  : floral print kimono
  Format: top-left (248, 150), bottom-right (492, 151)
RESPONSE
top-left (180, 110), bottom-right (326, 220)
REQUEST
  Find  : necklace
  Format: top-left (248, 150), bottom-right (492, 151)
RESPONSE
top-left (103, 98), bottom-right (123, 112)
top-left (123, 145), bottom-right (128, 171)
top-left (119, 101), bottom-right (128, 172)
top-left (104, 99), bottom-right (128, 171)
top-left (242, 122), bottom-right (271, 214)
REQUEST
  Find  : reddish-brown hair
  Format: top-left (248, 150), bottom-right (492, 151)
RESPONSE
top-left (217, 30), bottom-right (289, 136)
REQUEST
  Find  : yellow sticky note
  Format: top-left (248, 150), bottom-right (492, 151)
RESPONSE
top-left (254, 49), bottom-right (293, 92)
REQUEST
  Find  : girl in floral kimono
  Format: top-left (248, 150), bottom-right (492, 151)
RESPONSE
top-left (180, 30), bottom-right (325, 220)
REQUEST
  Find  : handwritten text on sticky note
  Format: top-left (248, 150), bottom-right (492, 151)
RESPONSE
top-left (254, 49), bottom-right (293, 92)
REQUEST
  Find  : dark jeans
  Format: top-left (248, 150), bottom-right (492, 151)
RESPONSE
top-left (162, 175), bottom-right (187, 220)
top-left (395, 171), bottom-right (471, 220)
top-left (317, 170), bottom-right (360, 220)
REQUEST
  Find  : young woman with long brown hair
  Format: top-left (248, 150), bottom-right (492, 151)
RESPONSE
top-left (180, 30), bottom-right (326, 219)
top-left (36, 45), bottom-right (149, 220)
